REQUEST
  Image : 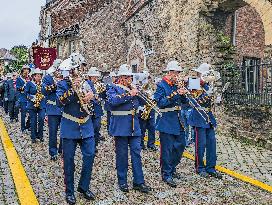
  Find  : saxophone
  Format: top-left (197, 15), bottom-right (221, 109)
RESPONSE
top-left (140, 83), bottom-right (156, 120)
top-left (141, 103), bottom-right (153, 120)
top-left (94, 81), bottom-right (106, 94)
top-left (69, 72), bottom-right (94, 115)
top-left (34, 83), bottom-right (44, 108)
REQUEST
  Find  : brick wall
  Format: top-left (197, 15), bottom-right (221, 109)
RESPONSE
top-left (225, 5), bottom-right (265, 63)
top-left (235, 5), bottom-right (265, 62)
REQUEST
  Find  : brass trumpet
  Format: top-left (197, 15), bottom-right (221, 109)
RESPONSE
top-left (68, 70), bottom-right (94, 115)
top-left (132, 84), bottom-right (162, 117)
top-left (177, 74), bottom-right (211, 123)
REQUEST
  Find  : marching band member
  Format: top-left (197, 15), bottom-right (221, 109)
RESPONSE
top-left (42, 59), bottom-right (63, 161)
top-left (154, 61), bottom-right (187, 188)
top-left (25, 68), bottom-right (46, 143)
top-left (138, 71), bottom-right (156, 151)
top-left (56, 55), bottom-right (96, 204)
top-left (104, 71), bottom-right (117, 134)
top-left (86, 67), bottom-right (106, 151)
top-left (3, 73), bottom-right (12, 115)
top-left (6, 72), bottom-right (19, 123)
top-left (188, 63), bottom-right (222, 179)
top-left (107, 64), bottom-right (151, 193)
top-left (16, 65), bottom-right (31, 133)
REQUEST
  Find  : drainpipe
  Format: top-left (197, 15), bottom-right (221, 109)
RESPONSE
top-left (232, 10), bottom-right (238, 46)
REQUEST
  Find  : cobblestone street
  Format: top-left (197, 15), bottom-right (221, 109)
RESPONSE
top-left (0, 109), bottom-right (271, 205)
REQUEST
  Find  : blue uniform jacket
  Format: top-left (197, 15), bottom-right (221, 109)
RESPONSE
top-left (42, 74), bottom-right (62, 116)
top-left (154, 79), bottom-right (187, 135)
top-left (187, 84), bottom-right (217, 128)
top-left (106, 83), bottom-right (141, 137)
top-left (5, 79), bottom-right (18, 101)
top-left (25, 81), bottom-right (46, 110)
top-left (56, 79), bottom-right (94, 139)
top-left (86, 80), bottom-right (105, 118)
top-left (16, 76), bottom-right (28, 103)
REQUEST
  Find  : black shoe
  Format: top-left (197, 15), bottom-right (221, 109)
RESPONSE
top-left (163, 178), bottom-right (177, 188)
top-left (66, 194), bottom-right (76, 205)
top-left (119, 184), bottom-right (129, 193)
top-left (133, 183), bottom-right (151, 193)
top-left (77, 187), bottom-right (95, 200)
top-left (172, 172), bottom-right (182, 180)
top-left (208, 172), bottom-right (223, 179)
top-left (147, 146), bottom-right (157, 151)
top-left (198, 171), bottom-right (210, 178)
top-left (39, 138), bottom-right (44, 142)
top-left (50, 155), bottom-right (58, 161)
top-left (31, 139), bottom-right (37, 143)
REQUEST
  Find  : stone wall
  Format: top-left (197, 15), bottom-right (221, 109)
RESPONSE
top-left (40, 0), bottom-right (270, 67)
top-left (217, 105), bottom-right (272, 150)
top-left (80, 0), bottom-right (127, 69)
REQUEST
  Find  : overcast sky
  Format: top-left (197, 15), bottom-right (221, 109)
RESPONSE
top-left (0, 0), bottom-right (45, 50)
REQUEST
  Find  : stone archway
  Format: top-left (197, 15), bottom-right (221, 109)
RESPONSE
top-left (197, 0), bottom-right (270, 64)
top-left (216, 0), bottom-right (272, 45)
top-left (243, 0), bottom-right (272, 45)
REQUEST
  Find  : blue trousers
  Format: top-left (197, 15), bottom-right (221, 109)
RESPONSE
top-left (92, 116), bottom-right (101, 148)
top-left (114, 136), bottom-right (144, 185)
top-left (29, 108), bottom-right (45, 140)
top-left (3, 100), bottom-right (8, 114)
top-left (139, 116), bottom-right (155, 147)
top-left (106, 111), bottom-right (111, 134)
top-left (159, 132), bottom-right (186, 180)
top-left (63, 137), bottom-right (95, 195)
top-left (195, 127), bottom-right (217, 173)
top-left (8, 101), bottom-right (19, 120)
top-left (20, 102), bottom-right (28, 131)
top-left (181, 109), bottom-right (190, 145)
top-left (48, 115), bottom-right (62, 156)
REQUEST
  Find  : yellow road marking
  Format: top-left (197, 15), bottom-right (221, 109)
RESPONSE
top-left (0, 118), bottom-right (39, 205)
top-left (152, 137), bottom-right (272, 193)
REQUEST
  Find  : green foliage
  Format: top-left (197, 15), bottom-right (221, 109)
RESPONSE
top-left (217, 32), bottom-right (235, 53)
top-left (216, 31), bottom-right (237, 71)
top-left (9, 45), bottom-right (29, 72)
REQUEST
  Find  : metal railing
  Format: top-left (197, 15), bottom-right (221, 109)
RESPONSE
top-left (220, 62), bottom-right (272, 106)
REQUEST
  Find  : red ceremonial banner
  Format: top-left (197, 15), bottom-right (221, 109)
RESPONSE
top-left (33, 47), bottom-right (57, 70)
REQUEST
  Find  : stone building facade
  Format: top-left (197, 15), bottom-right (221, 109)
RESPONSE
top-left (40, 0), bottom-right (272, 72)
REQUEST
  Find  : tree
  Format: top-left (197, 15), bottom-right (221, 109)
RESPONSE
top-left (9, 45), bottom-right (29, 71)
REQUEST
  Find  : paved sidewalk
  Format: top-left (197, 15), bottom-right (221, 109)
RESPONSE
top-left (0, 139), bottom-right (19, 205)
top-left (216, 134), bottom-right (272, 186)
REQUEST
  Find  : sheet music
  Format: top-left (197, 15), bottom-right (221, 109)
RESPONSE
top-left (188, 78), bottom-right (201, 90)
